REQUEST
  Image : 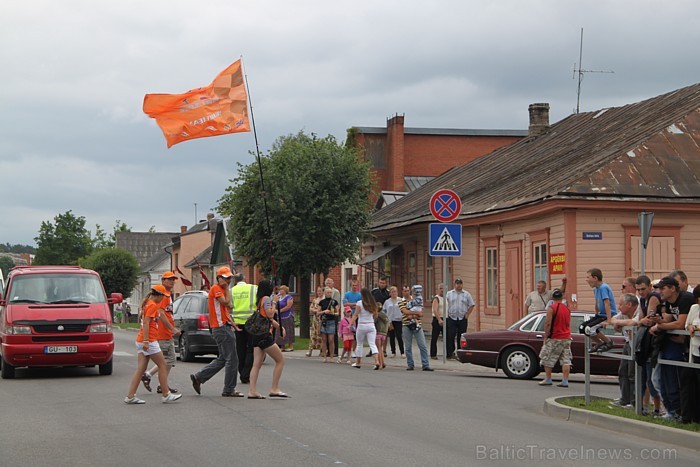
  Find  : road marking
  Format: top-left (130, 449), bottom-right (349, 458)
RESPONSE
top-left (113, 351), bottom-right (133, 357)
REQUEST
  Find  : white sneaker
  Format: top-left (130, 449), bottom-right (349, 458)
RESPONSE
top-left (162, 392), bottom-right (183, 403)
top-left (124, 396), bottom-right (145, 404)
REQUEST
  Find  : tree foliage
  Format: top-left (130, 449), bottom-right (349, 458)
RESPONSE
top-left (80, 248), bottom-right (140, 299)
top-left (218, 131), bottom-right (374, 336)
top-left (0, 256), bottom-right (15, 277)
top-left (0, 243), bottom-right (36, 254)
top-left (92, 220), bottom-right (132, 250)
top-left (34, 211), bottom-right (93, 265)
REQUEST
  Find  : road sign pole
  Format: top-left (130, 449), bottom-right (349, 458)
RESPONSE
top-left (638, 212), bottom-right (654, 276)
top-left (443, 257), bottom-right (448, 364)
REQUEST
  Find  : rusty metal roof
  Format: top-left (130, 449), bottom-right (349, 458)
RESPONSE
top-left (370, 83), bottom-right (700, 232)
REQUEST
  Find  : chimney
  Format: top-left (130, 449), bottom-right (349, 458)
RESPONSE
top-left (528, 103), bottom-right (550, 137)
top-left (206, 213), bottom-right (215, 220)
top-left (180, 225), bottom-right (187, 233)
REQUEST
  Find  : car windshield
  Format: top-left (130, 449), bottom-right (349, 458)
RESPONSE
top-left (8, 273), bottom-right (107, 304)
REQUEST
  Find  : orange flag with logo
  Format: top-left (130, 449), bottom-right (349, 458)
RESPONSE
top-left (143, 59), bottom-right (250, 148)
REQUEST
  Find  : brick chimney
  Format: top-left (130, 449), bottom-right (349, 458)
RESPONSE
top-left (528, 103), bottom-right (550, 137)
top-left (386, 114), bottom-right (405, 192)
top-left (206, 213), bottom-right (215, 220)
top-left (180, 225), bottom-right (187, 233)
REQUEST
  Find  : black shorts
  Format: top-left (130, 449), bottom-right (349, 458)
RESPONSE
top-left (252, 333), bottom-right (274, 350)
top-left (579, 315), bottom-right (606, 334)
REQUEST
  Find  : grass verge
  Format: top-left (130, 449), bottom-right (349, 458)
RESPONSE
top-left (557, 396), bottom-right (700, 433)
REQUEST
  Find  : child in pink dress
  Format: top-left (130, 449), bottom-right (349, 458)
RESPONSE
top-left (339, 307), bottom-right (355, 364)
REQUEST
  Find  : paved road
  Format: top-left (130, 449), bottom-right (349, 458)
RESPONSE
top-left (0, 329), bottom-right (697, 466)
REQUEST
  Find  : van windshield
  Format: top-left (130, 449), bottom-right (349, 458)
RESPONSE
top-left (9, 274), bottom-right (107, 304)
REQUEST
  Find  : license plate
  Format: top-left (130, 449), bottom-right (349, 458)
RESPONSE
top-left (44, 346), bottom-right (78, 354)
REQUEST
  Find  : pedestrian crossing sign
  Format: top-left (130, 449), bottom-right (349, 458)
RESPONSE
top-left (429, 223), bottom-right (462, 257)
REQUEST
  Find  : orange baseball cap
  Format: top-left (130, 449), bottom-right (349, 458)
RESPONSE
top-left (217, 266), bottom-right (233, 278)
top-left (162, 271), bottom-right (178, 280)
top-left (151, 284), bottom-right (171, 297)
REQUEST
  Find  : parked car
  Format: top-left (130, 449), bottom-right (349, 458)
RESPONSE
top-left (456, 310), bottom-right (626, 379)
top-left (172, 291), bottom-right (218, 361)
top-left (0, 265), bottom-right (121, 379)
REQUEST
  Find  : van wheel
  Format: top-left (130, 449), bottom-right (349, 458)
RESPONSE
top-left (99, 358), bottom-right (113, 376)
top-left (180, 334), bottom-right (194, 362)
top-left (1, 357), bottom-right (16, 379)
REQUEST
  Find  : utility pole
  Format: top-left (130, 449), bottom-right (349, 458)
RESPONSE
top-left (194, 203), bottom-right (198, 225)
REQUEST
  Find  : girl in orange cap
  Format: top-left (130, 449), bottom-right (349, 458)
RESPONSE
top-left (125, 285), bottom-right (182, 404)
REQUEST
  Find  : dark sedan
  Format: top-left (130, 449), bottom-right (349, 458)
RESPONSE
top-left (456, 311), bottom-right (626, 379)
top-left (172, 291), bottom-right (218, 361)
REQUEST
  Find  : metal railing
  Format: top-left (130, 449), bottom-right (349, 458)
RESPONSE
top-left (584, 327), bottom-right (700, 416)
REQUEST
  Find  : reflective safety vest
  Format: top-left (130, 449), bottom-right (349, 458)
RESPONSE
top-left (231, 282), bottom-right (258, 325)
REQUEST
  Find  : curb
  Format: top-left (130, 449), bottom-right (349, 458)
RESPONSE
top-left (543, 396), bottom-right (700, 451)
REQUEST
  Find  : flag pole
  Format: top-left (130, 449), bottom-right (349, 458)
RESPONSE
top-left (241, 57), bottom-right (277, 282)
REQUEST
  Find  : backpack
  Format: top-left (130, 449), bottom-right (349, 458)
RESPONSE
top-left (245, 299), bottom-right (271, 338)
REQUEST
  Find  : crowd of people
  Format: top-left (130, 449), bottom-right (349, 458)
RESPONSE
top-left (304, 277), bottom-right (479, 370)
top-left (537, 267), bottom-right (700, 425)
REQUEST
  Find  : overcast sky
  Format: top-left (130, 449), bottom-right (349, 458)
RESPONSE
top-left (1, 1), bottom-right (699, 246)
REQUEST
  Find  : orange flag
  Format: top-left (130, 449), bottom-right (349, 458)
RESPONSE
top-left (143, 59), bottom-right (250, 148)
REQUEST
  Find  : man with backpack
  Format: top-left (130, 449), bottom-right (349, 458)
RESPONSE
top-left (537, 289), bottom-right (571, 387)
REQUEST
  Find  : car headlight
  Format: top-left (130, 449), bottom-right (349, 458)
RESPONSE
top-left (90, 323), bottom-right (111, 333)
top-left (7, 325), bottom-right (32, 335)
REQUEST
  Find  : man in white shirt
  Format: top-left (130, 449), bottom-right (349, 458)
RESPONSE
top-left (524, 277), bottom-right (568, 314)
top-left (445, 278), bottom-right (475, 359)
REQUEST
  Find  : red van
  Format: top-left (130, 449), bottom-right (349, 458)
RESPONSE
top-left (0, 266), bottom-right (122, 379)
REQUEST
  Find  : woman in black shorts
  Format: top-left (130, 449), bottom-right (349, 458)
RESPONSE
top-left (248, 280), bottom-right (289, 399)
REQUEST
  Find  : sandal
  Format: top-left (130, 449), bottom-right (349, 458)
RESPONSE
top-left (222, 391), bottom-right (245, 397)
top-left (247, 394), bottom-right (266, 399)
top-left (269, 392), bottom-right (290, 398)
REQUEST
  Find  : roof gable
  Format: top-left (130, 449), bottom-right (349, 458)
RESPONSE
top-left (371, 83), bottom-right (700, 231)
top-left (115, 231), bottom-right (178, 268)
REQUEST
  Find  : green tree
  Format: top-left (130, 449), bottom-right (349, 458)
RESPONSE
top-left (34, 211), bottom-right (93, 265)
top-left (92, 220), bottom-right (132, 250)
top-left (0, 256), bottom-right (15, 277)
top-left (80, 248), bottom-right (139, 299)
top-left (218, 131), bottom-right (374, 337)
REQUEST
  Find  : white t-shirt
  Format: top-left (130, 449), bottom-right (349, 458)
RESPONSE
top-left (687, 304), bottom-right (700, 359)
top-left (356, 300), bottom-right (375, 325)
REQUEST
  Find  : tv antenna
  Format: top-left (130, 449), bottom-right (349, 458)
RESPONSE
top-left (573, 28), bottom-right (614, 113)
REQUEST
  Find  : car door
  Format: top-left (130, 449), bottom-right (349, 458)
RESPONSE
top-left (528, 314), bottom-right (547, 355)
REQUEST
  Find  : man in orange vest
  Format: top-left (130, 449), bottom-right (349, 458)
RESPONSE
top-left (190, 267), bottom-right (243, 397)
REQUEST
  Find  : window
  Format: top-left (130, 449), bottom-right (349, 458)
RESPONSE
top-left (344, 267), bottom-right (354, 293)
top-left (533, 242), bottom-right (548, 286)
top-left (486, 247), bottom-right (498, 307)
top-left (287, 276), bottom-right (298, 294)
top-left (408, 252), bottom-right (417, 288)
top-left (425, 253), bottom-right (434, 299)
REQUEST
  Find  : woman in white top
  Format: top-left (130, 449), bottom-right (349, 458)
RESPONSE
top-left (382, 286), bottom-right (405, 358)
top-left (430, 283), bottom-right (445, 359)
top-left (682, 285), bottom-right (700, 423)
top-left (350, 288), bottom-right (381, 370)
